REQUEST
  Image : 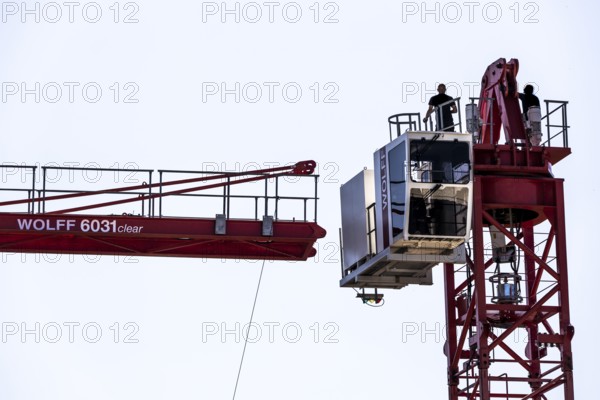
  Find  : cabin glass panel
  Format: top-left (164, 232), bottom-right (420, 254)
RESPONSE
top-left (408, 186), bottom-right (469, 237)
top-left (409, 140), bottom-right (470, 184)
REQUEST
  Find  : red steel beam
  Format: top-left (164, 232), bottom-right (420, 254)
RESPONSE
top-left (482, 210), bottom-right (560, 281)
top-left (488, 285), bottom-right (559, 352)
top-left (444, 262), bottom-right (460, 400)
top-left (452, 287), bottom-right (476, 369)
top-left (523, 226), bottom-right (542, 393)
top-left (472, 177), bottom-right (491, 400)
top-left (488, 330), bottom-right (532, 373)
top-left (553, 181), bottom-right (575, 400)
top-left (530, 228), bottom-right (555, 297)
top-left (0, 213), bottom-right (326, 261)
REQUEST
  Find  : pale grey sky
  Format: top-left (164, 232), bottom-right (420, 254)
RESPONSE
top-left (1, 1), bottom-right (598, 399)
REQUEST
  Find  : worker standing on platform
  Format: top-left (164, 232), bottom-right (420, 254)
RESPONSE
top-left (519, 84), bottom-right (540, 120)
top-left (519, 84), bottom-right (542, 145)
top-left (423, 84), bottom-right (457, 132)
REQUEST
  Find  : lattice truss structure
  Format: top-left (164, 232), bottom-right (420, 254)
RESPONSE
top-left (444, 174), bottom-right (574, 400)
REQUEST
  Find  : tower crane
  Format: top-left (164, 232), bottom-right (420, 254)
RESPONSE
top-left (339, 58), bottom-right (573, 399)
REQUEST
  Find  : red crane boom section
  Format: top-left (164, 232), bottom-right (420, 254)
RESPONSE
top-left (0, 161), bottom-right (326, 261)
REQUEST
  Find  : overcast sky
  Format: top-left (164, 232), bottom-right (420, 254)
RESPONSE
top-left (1, 1), bottom-right (598, 399)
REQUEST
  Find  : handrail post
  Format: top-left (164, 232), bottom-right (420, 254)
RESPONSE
top-left (546, 100), bottom-right (551, 147)
top-left (457, 97), bottom-right (462, 132)
top-left (303, 198), bottom-right (307, 222)
top-left (227, 176), bottom-right (231, 218)
top-left (264, 178), bottom-right (268, 218)
top-left (159, 171), bottom-right (163, 217)
top-left (563, 102), bottom-right (569, 147)
top-left (275, 176), bottom-right (279, 220)
top-left (222, 176), bottom-right (227, 216)
top-left (41, 167), bottom-right (46, 213)
top-left (147, 171), bottom-right (153, 217)
top-left (489, 97), bottom-right (494, 144)
top-left (314, 175), bottom-right (318, 222)
top-left (30, 167), bottom-right (36, 214)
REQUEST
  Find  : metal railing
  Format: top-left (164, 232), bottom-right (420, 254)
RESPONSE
top-left (157, 169), bottom-right (319, 222)
top-left (0, 165), bottom-right (320, 223)
top-left (469, 97), bottom-right (495, 144)
top-left (542, 100), bottom-right (569, 147)
top-left (388, 97), bottom-right (570, 148)
top-left (0, 165), bottom-right (38, 213)
top-left (388, 113), bottom-right (422, 141)
top-left (388, 97), bottom-right (462, 140)
top-left (40, 165), bottom-right (154, 214)
top-left (428, 97), bottom-right (462, 133)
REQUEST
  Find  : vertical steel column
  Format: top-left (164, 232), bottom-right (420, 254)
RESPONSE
top-left (472, 177), bottom-right (491, 400)
top-left (159, 171), bottom-right (163, 217)
top-left (444, 262), bottom-right (459, 400)
top-left (31, 166), bottom-right (36, 214)
top-left (523, 226), bottom-right (542, 395)
top-left (554, 181), bottom-right (575, 400)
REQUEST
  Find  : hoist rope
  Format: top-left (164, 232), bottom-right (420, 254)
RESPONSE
top-left (232, 258), bottom-right (266, 400)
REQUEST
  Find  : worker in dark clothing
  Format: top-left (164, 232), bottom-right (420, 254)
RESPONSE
top-left (423, 84), bottom-right (457, 132)
top-left (519, 84), bottom-right (542, 146)
top-left (519, 84), bottom-right (540, 120)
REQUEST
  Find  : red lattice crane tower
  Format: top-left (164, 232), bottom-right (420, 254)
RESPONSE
top-left (444, 58), bottom-right (573, 400)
